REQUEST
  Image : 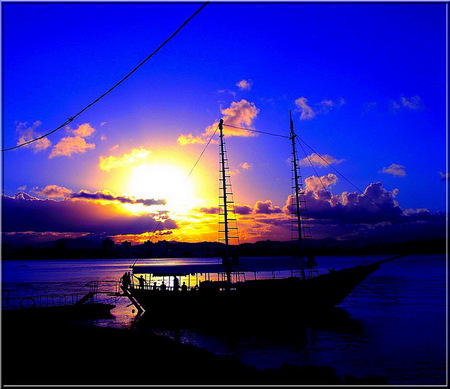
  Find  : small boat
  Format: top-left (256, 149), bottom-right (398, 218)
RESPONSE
top-left (125, 114), bottom-right (399, 318)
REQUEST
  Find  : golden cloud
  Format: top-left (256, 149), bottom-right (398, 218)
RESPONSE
top-left (178, 100), bottom-right (259, 145)
top-left (49, 136), bottom-right (95, 158)
top-left (98, 147), bottom-right (151, 171)
top-left (48, 123), bottom-right (96, 158)
top-left (34, 185), bottom-right (72, 198)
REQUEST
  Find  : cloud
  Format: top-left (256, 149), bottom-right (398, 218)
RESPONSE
top-left (178, 100), bottom-right (259, 145)
top-left (281, 174), bottom-right (406, 223)
top-left (234, 205), bottom-right (253, 215)
top-left (391, 95), bottom-right (423, 111)
top-left (177, 134), bottom-right (210, 146)
top-left (236, 79), bottom-right (253, 91)
top-left (1, 193), bottom-right (177, 236)
top-left (49, 136), bottom-right (95, 158)
top-left (198, 200), bottom-right (281, 217)
top-left (218, 89), bottom-right (237, 97)
top-left (380, 163), bottom-right (407, 177)
top-left (34, 185), bottom-right (72, 198)
top-left (198, 206), bottom-right (221, 214)
top-left (220, 100), bottom-right (259, 135)
top-left (316, 97), bottom-right (345, 114)
top-left (254, 200), bottom-right (283, 214)
top-left (300, 153), bottom-right (344, 167)
top-left (16, 121), bottom-right (52, 152)
top-left (305, 173), bottom-right (339, 193)
top-left (230, 161), bottom-right (253, 176)
top-left (239, 162), bottom-right (252, 171)
top-left (49, 123), bottom-right (96, 158)
top-left (294, 97), bottom-right (345, 120)
top-left (72, 123), bottom-right (96, 137)
top-left (99, 147), bottom-right (151, 171)
top-left (294, 97), bottom-right (316, 120)
top-left (193, 172), bottom-right (445, 244)
top-left (70, 190), bottom-right (166, 207)
top-left (439, 172), bottom-right (449, 181)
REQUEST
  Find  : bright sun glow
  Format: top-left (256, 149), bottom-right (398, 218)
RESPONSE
top-left (126, 164), bottom-right (200, 214)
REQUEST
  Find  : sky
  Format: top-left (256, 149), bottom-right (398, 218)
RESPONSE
top-left (1, 1), bottom-right (448, 247)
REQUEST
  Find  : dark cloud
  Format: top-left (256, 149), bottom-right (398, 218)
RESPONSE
top-left (254, 200), bottom-right (283, 214)
top-left (198, 206), bottom-right (220, 214)
top-left (284, 180), bottom-right (405, 224)
top-left (1, 194), bottom-right (177, 235)
top-left (234, 205), bottom-right (253, 215)
top-left (70, 190), bottom-right (166, 206)
top-left (279, 178), bottom-right (446, 241)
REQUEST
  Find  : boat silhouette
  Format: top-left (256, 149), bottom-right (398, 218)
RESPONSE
top-left (124, 114), bottom-right (401, 318)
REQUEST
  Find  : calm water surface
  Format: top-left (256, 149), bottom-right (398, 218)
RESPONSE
top-left (2, 254), bottom-right (447, 385)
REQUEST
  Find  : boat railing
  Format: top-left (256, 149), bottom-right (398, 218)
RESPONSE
top-left (2, 280), bottom-right (121, 311)
top-left (127, 284), bottom-right (198, 292)
top-left (2, 292), bottom-right (90, 311)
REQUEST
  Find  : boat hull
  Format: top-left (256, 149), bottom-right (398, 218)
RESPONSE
top-left (127, 263), bottom-right (379, 318)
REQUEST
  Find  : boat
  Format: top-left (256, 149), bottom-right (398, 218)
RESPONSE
top-left (124, 114), bottom-right (400, 318)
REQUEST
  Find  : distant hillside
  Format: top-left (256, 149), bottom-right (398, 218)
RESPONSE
top-left (1, 235), bottom-right (446, 260)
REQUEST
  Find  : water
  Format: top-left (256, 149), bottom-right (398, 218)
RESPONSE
top-left (2, 254), bottom-right (447, 385)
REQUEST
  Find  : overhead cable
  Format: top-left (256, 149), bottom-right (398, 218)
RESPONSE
top-left (3, 1), bottom-right (209, 152)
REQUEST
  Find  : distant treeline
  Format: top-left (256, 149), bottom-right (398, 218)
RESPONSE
top-left (1, 236), bottom-right (446, 260)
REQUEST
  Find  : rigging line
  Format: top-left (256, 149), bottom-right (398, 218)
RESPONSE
top-left (296, 138), bottom-right (333, 199)
top-left (185, 127), bottom-right (218, 181)
top-left (2, 1), bottom-right (210, 153)
top-left (222, 123), bottom-right (289, 139)
top-left (297, 137), bottom-right (382, 209)
top-left (296, 136), bottom-right (355, 239)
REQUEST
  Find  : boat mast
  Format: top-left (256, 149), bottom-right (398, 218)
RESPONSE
top-left (218, 119), bottom-right (230, 264)
top-left (289, 111), bottom-right (304, 256)
top-left (218, 119), bottom-right (233, 286)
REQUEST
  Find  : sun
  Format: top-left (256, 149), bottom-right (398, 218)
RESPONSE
top-left (126, 164), bottom-right (200, 214)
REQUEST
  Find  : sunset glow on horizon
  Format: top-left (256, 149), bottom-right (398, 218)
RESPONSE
top-left (2, 2), bottom-right (447, 248)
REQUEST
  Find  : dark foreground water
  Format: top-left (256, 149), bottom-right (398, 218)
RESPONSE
top-left (2, 254), bottom-right (447, 385)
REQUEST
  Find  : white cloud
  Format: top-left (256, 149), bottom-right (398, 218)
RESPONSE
top-left (16, 121), bottom-right (52, 152)
top-left (294, 97), bottom-right (316, 120)
top-left (380, 163), bottom-right (407, 177)
top-left (391, 95), bottom-right (423, 111)
top-left (236, 79), bottom-right (253, 91)
top-left (300, 153), bottom-right (344, 167)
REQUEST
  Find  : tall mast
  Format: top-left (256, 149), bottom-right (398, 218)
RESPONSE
top-left (218, 119), bottom-right (230, 265)
top-left (289, 111), bottom-right (304, 255)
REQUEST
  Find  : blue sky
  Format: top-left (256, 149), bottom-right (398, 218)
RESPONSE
top-left (1, 2), bottom-right (447, 245)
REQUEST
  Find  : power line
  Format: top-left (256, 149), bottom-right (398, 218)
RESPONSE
top-left (3, 1), bottom-right (209, 152)
top-left (222, 123), bottom-right (289, 139)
